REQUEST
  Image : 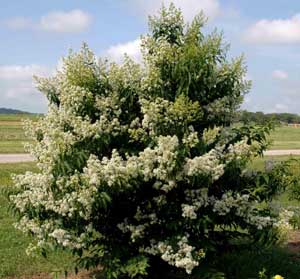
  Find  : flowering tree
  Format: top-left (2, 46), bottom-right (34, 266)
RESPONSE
top-left (11, 4), bottom-right (285, 278)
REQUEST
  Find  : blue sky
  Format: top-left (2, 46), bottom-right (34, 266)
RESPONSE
top-left (0, 0), bottom-right (300, 113)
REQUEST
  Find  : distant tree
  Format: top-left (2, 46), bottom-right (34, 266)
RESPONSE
top-left (237, 111), bottom-right (300, 125)
top-left (0, 107), bottom-right (30, 114)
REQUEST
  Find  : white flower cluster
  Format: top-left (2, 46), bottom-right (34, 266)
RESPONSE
top-left (202, 126), bottom-right (220, 145)
top-left (140, 95), bottom-right (201, 139)
top-left (84, 151), bottom-right (140, 189)
top-left (212, 192), bottom-right (273, 229)
top-left (15, 217), bottom-right (92, 251)
top-left (226, 137), bottom-right (253, 161)
top-left (184, 148), bottom-right (225, 181)
top-left (141, 36), bottom-right (177, 92)
top-left (182, 130), bottom-right (199, 149)
top-left (140, 98), bottom-right (172, 134)
top-left (117, 220), bottom-right (147, 243)
top-left (59, 85), bottom-right (93, 114)
top-left (95, 93), bottom-right (122, 118)
top-left (181, 189), bottom-right (209, 219)
top-left (82, 135), bottom-right (179, 191)
top-left (139, 135), bottom-right (179, 184)
top-left (213, 192), bottom-right (250, 216)
top-left (274, 209), bottom-right (294, 231)
top-left (11, 172), bottom-right (53, 213)
top-left (145, 236), bottom-right (204, 274)
top-left (12, 171), bottom-right (98, 220)
top-left (181, 204), bottom-right (198, 220)
top-left (49, 228), bottom-right (85, 249)
top-left (180, 189), bottom-right (273, 230)
top-left (117, 208), bottom-right (159, 242)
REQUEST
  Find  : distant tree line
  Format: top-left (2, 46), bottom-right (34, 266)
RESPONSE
top-left (0, 107), bottom-right (29, 114)
top-left (236, 110), bottom-right (300, 124)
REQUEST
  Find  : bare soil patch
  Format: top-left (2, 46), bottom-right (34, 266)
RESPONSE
top-left (286, 230), bottom-right (300, 255)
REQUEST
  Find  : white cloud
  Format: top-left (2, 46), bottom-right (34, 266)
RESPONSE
top-left (4, 9), bottom-right (92, 33)
top-left (39, 10), bottom-right (92, 33)
top-left (129, 0), bottom-right (220, 22)
top-left (0, 65), bottom-right (49, 80)
top-left (0, 65), bottom-right (49, 112)
top-left (106, 39), bottom-right (142, 63)
top-left (272, 70), bottom-right (288, 80)
top-left (244, 14), bottom-right (300, 44)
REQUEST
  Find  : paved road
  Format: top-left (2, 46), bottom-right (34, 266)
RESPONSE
top-left (0, 154), bottom-right (35, 163)
top-left (264, 149), bottom-right (300, 156)
top-left (0, 150), bottom-right (300, 164)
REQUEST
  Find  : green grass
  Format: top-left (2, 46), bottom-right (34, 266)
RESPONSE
top-left (269, 126), bottom-right (300, 150)
top-left (249, 155), bottom-right (300, 170)
top-left (0, 162), bottom-right (74, 278)
top-left (250, 155), bottom-right (300, 219)
top-left (0, 141), bottom-right (29, 153)
top-left (0, 114), bottom-right (39, 153)
top-left (0, 114), bottom-right (40, 122)
top-left (202, 246), bottom-right (300, 279)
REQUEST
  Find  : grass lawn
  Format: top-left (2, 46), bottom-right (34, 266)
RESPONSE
top-left (0, 114), bottom-right (39, 154)
top-left (250, 155), bottom-right (300, 211)
top-left (269, 126), bottom-right (300, 150)
top-left (0, 162), bottom-right (75, 278)
top-left (249, 155), bottom-right (300, 170)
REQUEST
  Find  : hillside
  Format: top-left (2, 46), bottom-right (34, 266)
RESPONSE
top-left (0, 107), bottom-right (30, 114)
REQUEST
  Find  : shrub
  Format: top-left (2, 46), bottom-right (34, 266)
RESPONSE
top-left (11, 4), bottom-right (284, 278)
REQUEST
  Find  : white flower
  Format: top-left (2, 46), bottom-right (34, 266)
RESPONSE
top-left (145, 236), bottom-right (203, 274)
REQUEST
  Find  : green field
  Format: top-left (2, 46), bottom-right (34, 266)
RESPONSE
top-left (0, 114), bottom-right (39, 153)
top-left (249, 155), bottom-right (300, 170)
top-left (0, 162), bottom-right (74, 278)
top-left (269, 126), bottom-right (300, 150)
top-left (249, 155), bottom-right (300, 208)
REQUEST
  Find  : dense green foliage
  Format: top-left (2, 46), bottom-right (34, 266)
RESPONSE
top-left (11, 4), bottom-right (291, 278)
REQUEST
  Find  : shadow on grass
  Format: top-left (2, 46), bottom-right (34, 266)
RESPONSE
top-left (192, 245), bottom-right (300, 279)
